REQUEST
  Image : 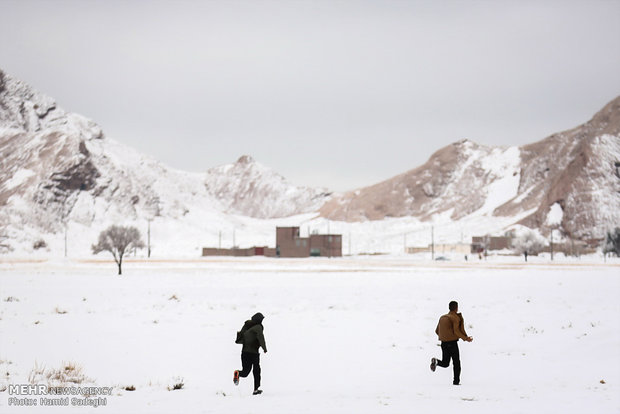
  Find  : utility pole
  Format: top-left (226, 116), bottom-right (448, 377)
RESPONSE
top-left (431, 226), bottom-right (435, 260)
top-left (550, 229), bottom-right (554, 261)
top-left (147, 219), bottom-right (152, 258)
top-left (349, 231), bottom-right (351, 256)
top-left (404, 233), bottom-right (407, 254)
top-left (218, 231), bottom-right (222, 250)
top-left (233, 229), bottom-right (236, 249)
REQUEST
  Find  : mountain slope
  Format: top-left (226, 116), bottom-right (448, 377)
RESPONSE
top-left (1, 68), bottom-right (618, 255)
top-left (320, 97), bottom-right (620, 240)
top-left (514, 97), bottom-right (620, 240)
top-left (204, 155), bottom-right (331, 219)
top-left (0, 69), bottom-right (328, 250)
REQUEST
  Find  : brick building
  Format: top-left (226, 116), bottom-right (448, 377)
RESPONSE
top-left (201, 246), bottom-right (270, 257)
top-left (275, 227), bottom-right (342, 257)
top-left (309, 234), bottom-right (342, 257)
top-left (275, 227), bottom-right (310, 257)
top-left (202, 226), bottom-right (342, 258)
top-left (471, 236), bottom-right (513, 253)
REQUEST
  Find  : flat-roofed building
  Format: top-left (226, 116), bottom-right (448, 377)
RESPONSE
top-left (309, 234), bottom-right (342, 257)
top-left (202, 227), bottom-right (342, 258)
top-left (276, 226), bottom-right (310, 257)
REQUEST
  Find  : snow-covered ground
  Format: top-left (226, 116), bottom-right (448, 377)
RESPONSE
top-left (0, 256), bottom-right (619, 413)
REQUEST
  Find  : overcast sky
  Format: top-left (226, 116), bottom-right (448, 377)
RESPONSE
top-left (2, 0), bottom-right (619, 191)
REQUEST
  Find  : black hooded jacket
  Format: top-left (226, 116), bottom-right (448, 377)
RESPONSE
top-left (239, 313), bottom-right (267, 354)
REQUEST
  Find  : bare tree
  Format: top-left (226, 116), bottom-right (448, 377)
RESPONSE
top-left (512, 228), bottom-right (546, 262)
top-left (603, 227), bottom-right (620, 257)
top-left (92, 225), bottom-right (144, 275)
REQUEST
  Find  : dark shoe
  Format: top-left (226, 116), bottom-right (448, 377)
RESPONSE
top-left (233, 370), bottom-right (239, 386)
top-left (453, 381), bottom-right (460, 386)
top-left (430, 358), bottom-right (437, 372)
top-left (253, 389), bottom-right (263, 395)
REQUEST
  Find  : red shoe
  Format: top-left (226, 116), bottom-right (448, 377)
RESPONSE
top-left (233, 370), bottom-right (239, 385)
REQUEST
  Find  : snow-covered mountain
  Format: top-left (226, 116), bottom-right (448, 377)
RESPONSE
top-left (1, 68), bottom-right (618, 256)
top-left (204, 155), bottom-right (331, 219)
top-left (0, 69), bottom-right (327, 253)
top-left (0, 70), bottom-right (205, 229)
top-left (320, 97), bottom-right (620, 241)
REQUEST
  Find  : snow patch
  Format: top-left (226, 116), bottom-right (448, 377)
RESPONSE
top-left (546, 202), bottom-right (563, 227)
top-left (3, 169), bottom-right (35, 190)
top-left (477, 147), bottom-right (521, 214)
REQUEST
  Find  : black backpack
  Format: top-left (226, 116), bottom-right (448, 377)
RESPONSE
top-left (235, 320), bottom-right (253, 344)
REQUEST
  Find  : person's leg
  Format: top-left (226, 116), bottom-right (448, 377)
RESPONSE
top-left (437, 342), bottom-right (451, 368)
top-left (452, 343), bottom-right (461, 385)
top-left (252, 353), bottom-right (261, 391)
top-left (239, 352), bottom-right (253, 378)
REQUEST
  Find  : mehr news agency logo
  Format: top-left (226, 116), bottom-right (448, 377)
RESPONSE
top-left (7, 384), bottom-right (112, 408)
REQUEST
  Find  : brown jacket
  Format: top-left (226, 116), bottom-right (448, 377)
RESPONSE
top-left (435, 312), bottom-right (469, 342)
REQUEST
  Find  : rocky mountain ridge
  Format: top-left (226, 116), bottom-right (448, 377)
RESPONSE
top-left (0, 69), bottom-right (326, 248)
top-left (320, 97), bottom-right (620, 240)
top-left (1, 68), bottom-right (618, 254)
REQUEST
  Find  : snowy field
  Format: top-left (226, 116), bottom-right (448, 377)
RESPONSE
top-left (0, 256), bottom-right (619, 414)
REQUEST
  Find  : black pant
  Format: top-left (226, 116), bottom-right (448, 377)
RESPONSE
top-left (239, 352), bottom-right (261, 390)
top-left (437, 340), bottom-right (461, 384)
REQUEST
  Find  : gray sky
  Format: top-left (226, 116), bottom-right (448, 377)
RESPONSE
top-left (2, 0), bottom-right (619, 192)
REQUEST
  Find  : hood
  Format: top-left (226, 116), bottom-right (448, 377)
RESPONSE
top-left (251, 312), bottom-right (265, 323)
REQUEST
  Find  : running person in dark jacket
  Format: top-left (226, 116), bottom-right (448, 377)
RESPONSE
top-left (233, 312), bottom-right (267, 395)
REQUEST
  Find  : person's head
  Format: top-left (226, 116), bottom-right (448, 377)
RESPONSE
top-left (449, 301), bottom-right (458, 312)
top-left (251, 312), bottom-right (265, 323)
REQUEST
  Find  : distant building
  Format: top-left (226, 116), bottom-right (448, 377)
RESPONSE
top-left (310, 234), bottom-right (342, 257)
top-left (275, 226), bottom-right (342, 258)
top-left (202, 226), bottom-right (342, 258)
top-left (471, 236), bottom-right (513, 253)
top-left (201, 246), bottom-right (272, 257)
top-left (275, 227), bottom-right (309, 257)
top-left (406, 243), bottom-right (470, 255)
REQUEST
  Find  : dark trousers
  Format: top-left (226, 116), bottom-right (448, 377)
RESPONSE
top-left (239, 352), bottom-right (261, 390)
top-left (437, 340), bottom-right (461, 384)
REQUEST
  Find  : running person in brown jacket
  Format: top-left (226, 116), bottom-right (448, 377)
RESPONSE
top-left (430, 301), bottom-right (473, 385)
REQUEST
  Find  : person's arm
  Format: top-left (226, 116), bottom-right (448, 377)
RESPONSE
top-left (452, 315), bottom-right (470, 341)
top-left (257, 326), bottom-right (267, 353)
top-left (456, 314), bottom-right (473, 342)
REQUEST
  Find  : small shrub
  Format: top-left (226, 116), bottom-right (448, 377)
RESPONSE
top-left (29, 361), bottom-right (92, 387)
top-left (167, 377), bottom-right (184, 391)
top-left (4, 296), bottom-right (19, 302)
top-left (125, 385), bottom-right (136, 391)
top-left (603, 228), bottom-right (620, 256)
top-left (27, 362), bottom-right (46, 385)
top-left (33, 239), bottom-right (47, 250)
